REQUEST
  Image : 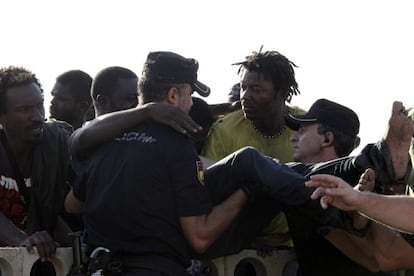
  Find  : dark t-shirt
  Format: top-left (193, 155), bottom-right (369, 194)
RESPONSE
top-left (73, 121), bottom-right (212, 268)
top-left (0, 140), bottom-right (30, 230)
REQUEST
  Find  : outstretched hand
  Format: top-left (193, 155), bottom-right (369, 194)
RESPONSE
top-left (19, 230), bottom-right (57, 262)
top-left (145, 103), bottom-right (202, 135)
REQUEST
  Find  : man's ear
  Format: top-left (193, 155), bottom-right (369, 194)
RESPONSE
top-left (95, 94), bottom-right (109, 113)
top-left (166, 87), bottom-right (179, 106)
top-left (322, 132), bottom-right (334, 146)
top-left (354, 136), bottom-right (361, 149)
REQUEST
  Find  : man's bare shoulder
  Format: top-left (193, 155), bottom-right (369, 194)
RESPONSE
top-left (44, 119), bottom-right (73, 136)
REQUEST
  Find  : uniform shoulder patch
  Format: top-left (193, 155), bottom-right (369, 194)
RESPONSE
top-left (196, 161), bottom-right (205, 185)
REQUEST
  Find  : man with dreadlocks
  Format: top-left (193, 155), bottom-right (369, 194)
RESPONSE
top-left (0, 66), bottom-right (72, 264)
top-left (201, 49), bottom-right (305, 252)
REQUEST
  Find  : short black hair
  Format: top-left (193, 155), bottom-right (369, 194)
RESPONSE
top-left (234, 49), bottom-right (300, 103)
top-left (56, 70), bottom-right (92, 104)
top-left (138, 74), bottom-right (186, 104)
top-left (0, 66), bottom-right (43, 114)
top-left (91, 66), bottom-right (138, 100)
top-left (317, 123), bottom-right (358, 157)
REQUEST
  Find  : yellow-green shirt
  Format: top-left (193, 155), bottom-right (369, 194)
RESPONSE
top-left (408, 107), bottom-right (414, 190)
top-left (202, 108), bottom-right (302, 162)
top-left (201, 106), bottom-right (305, 248)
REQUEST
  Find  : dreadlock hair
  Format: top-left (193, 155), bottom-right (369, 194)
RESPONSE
top-left (138, 73), bottom-right (187, 104)
top-left (56, 70), bottom-right (92, 104)
top-left (0, 66), bottom-right (43, 114)
top-left (91, 66), bottom-right (138, 101)
top-left (234, 49), bottom-right (300, 103)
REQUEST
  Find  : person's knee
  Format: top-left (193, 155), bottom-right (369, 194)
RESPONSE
top-left (234, 146), bottom-right (261, 163)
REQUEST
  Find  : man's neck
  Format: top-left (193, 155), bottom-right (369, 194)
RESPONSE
top-left (70, 117), bottom-right (83, 130)
top-left (251, 104), bottom-right (287, 136)
top-left (309, 149), bottom-right (339, 163)
top-left (252, 116), bottom-right (285, 137)
top-left (3, 132), bottom-right (33, 161)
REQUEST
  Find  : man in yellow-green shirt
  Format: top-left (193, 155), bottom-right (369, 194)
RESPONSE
top-left (202, 49), bottom-right (304, 248)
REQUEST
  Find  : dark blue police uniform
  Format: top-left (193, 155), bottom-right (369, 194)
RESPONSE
top-left (73, 121), bottom-right (212, 275)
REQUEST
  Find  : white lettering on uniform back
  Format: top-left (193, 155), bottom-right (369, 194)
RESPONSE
top-left (24, 178), bottom-right (31, 188)
top-left (0, 176), bottom-right (31, 192)
top-left (115, 132), bottom-right (157, 143)
top-left (0, 175), bottom-right (19, 192)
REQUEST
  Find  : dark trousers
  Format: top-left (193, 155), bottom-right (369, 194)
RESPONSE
top-left (192, 147), bottom-right (352, 259)
top-left (193, 145), bottom-right (396, 276)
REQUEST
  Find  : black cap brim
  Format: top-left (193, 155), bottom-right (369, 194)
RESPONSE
top-left (192, 80), bottom-right (210, 97)
top-left (285, 113), bottom-right (317, 131)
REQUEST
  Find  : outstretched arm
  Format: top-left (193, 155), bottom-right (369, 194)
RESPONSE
top-left (70, 103), bottom-right (201, 157)
top-left (306, 174), bottom-right (414, 233)
top-left (180, 189), bottom-right (248, 254)
top-left (383, 101), bottom-right (413, 180)
top-left (324, 223), bottom-right (414, 271)
top-left (307, 175), bottom-right (414, 270)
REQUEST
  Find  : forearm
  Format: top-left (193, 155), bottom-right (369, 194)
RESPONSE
top-left (357, 192), bottom-right (414, 233)
top-left (0, 212), bottom-right (28, 246)
top-left (181, 189), bottom-right (247, 253)
top-left (384, 103), bottom-right (413, 180)
top-left (370, 223), bottom-right (414, 271)
top-left (325, 228), bottom-right (379, 272)
top-left (386, 139), bottom-right (411, 180)
top-left (376, 102), bottom-right (413, 186)
top-left (203, 189), bottom-right (247, 236)
top-left (70, 106), bottom-right (149, 156)
top-left (326, 222), bottom-right (414, 272)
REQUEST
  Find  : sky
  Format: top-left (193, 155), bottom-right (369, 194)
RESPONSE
top-left (2, 0), bottom-right (413, 154)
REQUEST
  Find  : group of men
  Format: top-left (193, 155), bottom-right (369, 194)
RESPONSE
top-left (0, 49), bottom-right (413, 276)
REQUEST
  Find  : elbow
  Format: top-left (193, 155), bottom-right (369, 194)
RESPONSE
top-left (377, 260), bottom-right (401, 272)
top-left (190, 242), bottom-right (210, 254)
top-left (64, 202), bottom-right (78, 214)
top-left (363, 264), bottom-right (380, 273)
top-left (375, 253), bottom-right (402, 272)
top-left (64, 203), bottom-right (78, 214)
top-left (64, 192), bottom-right (83, 214)
top-left (187, 237), bottom-right (211, 254)
top-left (69, 129), bottom-right (91, 157)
